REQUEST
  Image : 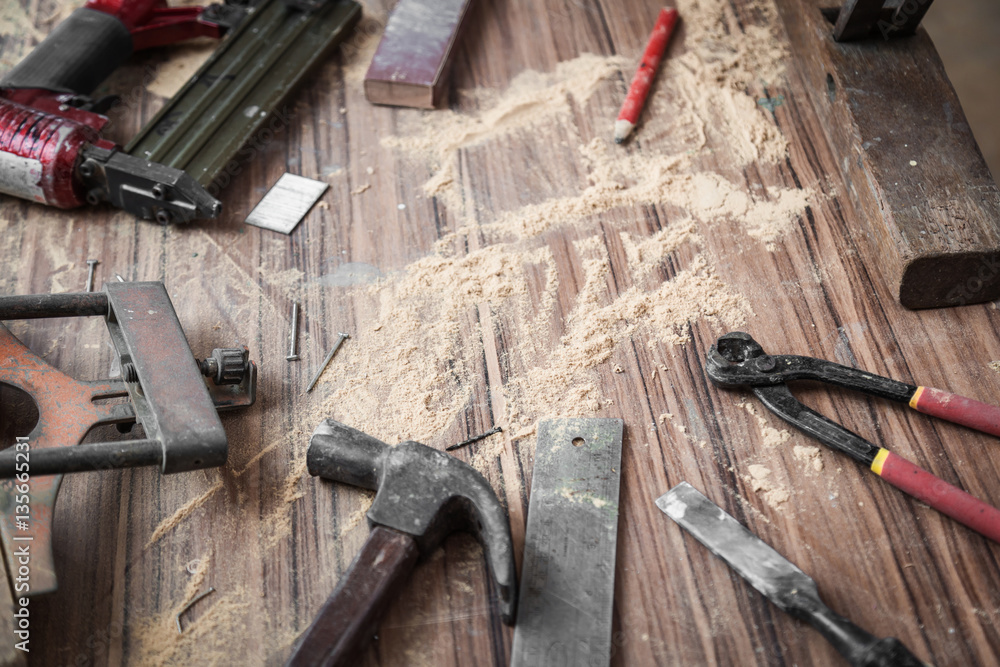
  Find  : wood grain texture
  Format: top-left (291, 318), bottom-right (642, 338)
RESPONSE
top-left (776, 0), bottom-right (1000, 309)
top-left (1, 0), bottom-right (1000, 666)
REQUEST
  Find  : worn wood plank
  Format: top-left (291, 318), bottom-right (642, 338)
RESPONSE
top-left (1, 0), bottom-right (1000, 665)
top-left (776, 0), bottom-right (1000, 309)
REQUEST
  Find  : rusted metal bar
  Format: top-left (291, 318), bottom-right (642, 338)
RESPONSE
top-left (0, 292), bottom-right (108, 320)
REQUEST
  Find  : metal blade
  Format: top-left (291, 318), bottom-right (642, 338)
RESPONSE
top-left (245, 173), bottom-right (329, 234)
top-left (511, 418), bottom-right (624, 667)
top-left (656, 482), bottom-right (821, 613)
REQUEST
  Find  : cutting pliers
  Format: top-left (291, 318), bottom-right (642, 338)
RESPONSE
top-left (706, 331), bottom-right (1000, 544)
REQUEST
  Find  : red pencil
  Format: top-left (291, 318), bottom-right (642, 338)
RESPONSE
top-left (615, 8), bottom-right (679, 144)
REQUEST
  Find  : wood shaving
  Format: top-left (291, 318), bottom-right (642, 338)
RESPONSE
top-left (793, 444), bottom-right (824, 472)
top-left (743, 401), bottom-right (792, 448)
top-left (145, 479), bottom-right (223, 549)
top-left (746, 464), bottom-right (790, 506)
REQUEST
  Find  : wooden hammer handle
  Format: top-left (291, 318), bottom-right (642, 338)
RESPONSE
top-left (286, 526), bottom-right (419, 667)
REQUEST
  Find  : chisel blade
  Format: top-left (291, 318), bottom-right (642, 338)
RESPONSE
top-left (656, 482), bottom-right (821, 612)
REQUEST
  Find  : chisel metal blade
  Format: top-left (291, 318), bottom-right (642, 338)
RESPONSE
top-left (656, 481), bottom-right (820, 613)
top-left (657, 482), bottom-right (928, 667)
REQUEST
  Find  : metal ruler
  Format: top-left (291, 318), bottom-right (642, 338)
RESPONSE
top-left (511, 418), bottom-right (624, 667)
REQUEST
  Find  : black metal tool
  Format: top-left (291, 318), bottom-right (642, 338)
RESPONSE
top-left (286, 420), bottom-right (516, 666)
top-left (831, 0), bottom-right (934, 42)
top-left (127, 0), bottom-right (361, 196)
top-left (0, 281), bottom-right (257, 594)
top-left (657, 482), bottom-right (926, 667)
top-left (706, 331), bottom-right (1000, 544)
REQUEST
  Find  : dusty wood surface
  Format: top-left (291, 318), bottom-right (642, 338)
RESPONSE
top-left (776, 0), bottom-right (1000, 309)
top-left (1, 0), bottom-right (1000, 666)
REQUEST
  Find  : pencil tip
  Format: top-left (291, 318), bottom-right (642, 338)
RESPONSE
top-left (614, 119), bottom-right (634, 144)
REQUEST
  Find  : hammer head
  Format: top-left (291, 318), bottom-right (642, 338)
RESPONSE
top-left (307, 419), bottom-right (517, 624)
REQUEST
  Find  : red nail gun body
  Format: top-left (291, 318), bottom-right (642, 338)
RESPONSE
top-left (0, 0), bottom-right (243, 222)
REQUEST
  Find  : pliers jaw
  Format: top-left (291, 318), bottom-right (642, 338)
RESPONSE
top-left (705, 331), bottom-right (885, 465)
top-left (706, 331), bottom-right (780, 387)
top-left (706, 332), bottom-right (916, 402)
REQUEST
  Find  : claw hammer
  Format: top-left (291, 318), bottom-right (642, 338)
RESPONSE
top-left (286, 420), bottom-right (518, 666)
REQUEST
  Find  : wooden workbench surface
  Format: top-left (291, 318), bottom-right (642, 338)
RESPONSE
top-left (2, 0), bottom-right (1000, 665)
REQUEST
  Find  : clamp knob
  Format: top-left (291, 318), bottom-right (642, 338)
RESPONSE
top-left (200, 347), bottom-right (249, 385)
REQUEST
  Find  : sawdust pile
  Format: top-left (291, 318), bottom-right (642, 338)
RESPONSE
top-left (308, 0), bottom-right (805, 458)
top-left (308, 230), bottom-right (752, 447)
top-left (383, 0), bottom-right (802, 246)
top-left (384, 53), bottom-right (630, 213)
top-left (465, 140), bottom-right (810, 247)
top-left (315, 244), bottom-right (545, 444)
top-left (504, 252), bottom-right (750, 440)
top-left (793, 444), bottom-right (824, 472)
top-left (133, 582), bottom-right (257, 666)
top-left (742, 401), bottom-right (792, 448)
top-left (132, 554), bottom-right (243, 666)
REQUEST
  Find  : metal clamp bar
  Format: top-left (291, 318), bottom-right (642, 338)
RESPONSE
top-left (0, 292), bottom-right (108, 319)
top-left (0, 440), bottom-right (162, 476)
top-left (105, 282), bottom-right (228, 474)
